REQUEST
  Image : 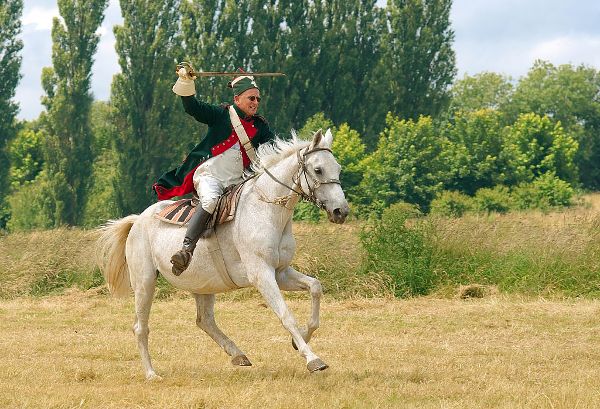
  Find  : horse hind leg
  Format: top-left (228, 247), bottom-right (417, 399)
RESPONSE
top-left (276, 267), bottom-right (323, 349)
top-left (194, 294), bottom-right (251, 367)
top-left (130, 261), bottom-right (161, 380)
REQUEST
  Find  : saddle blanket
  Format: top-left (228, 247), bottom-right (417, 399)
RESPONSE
top-left (154, 181), bottom-right (246, 228)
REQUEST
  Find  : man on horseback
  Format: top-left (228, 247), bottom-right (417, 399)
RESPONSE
top-left (153, 64), bottom-right (276, 276)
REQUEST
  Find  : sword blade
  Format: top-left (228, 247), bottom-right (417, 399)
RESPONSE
top-left (193, 72), bottom-right (286, 77)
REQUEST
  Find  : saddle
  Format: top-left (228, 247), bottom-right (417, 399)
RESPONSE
top-left (154, 180), bottom-right (247, 229)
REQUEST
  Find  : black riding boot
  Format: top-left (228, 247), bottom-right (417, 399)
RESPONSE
top-left (170, 207), bottom-right (212, 276)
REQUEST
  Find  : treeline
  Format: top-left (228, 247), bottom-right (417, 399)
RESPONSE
top-left (1, 0), bottom-right (599, 231)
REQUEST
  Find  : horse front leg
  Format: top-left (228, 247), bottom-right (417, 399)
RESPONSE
top-left (193, 294), bottom-right (252, 367)
top-left (276, 266), bottom-right (322, 347)
top-left (248, 262), bottom-right (328, 373)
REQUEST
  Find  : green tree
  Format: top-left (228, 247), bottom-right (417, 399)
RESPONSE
top-left (8, 126), bottom-right (44, 189)
top-left (298, 112), bottom-right (335, 139)
top-left (359, 114), bottom-right (449, 213)
top-left (363, 0), bottom-right (456, 146)
top-left (0, 0), bottom-right (23, 228)
top-left (448, 72), bottom-right (513, 115)
top-left (181, 0), bottom-right (295, 132)
top-left (112, 0), bottom-right (183, 214)
top-left (298, 0), bottom-right (382, 135)
top-left (180, 0), bottom-right (258, 103)
top-left (82, 101), bottom-right (119, 226)
top-left (180, 0), bottom-right (383, 138)
top-left (444, 109), bottom-right (512, 195)
top-left (505, 113), bottom-right (578, 185)
top-left (332, 123), bottom-right (367, 204)
top-left (297, 113), bottom-right (367, 208)
top-left (507, 61), bottom-right (600, 188)
top-left (41, 0), bottom-right (108, 226)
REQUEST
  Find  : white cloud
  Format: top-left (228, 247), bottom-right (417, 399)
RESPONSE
top-left (22, 6), bottom-right (59, 31)
top-left (451, 0), bottom-right (600, 78)
top-left (530, 35), bottom-right (600, 68)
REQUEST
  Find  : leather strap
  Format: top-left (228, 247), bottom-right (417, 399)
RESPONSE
top-left (228, 106), bottom-right (257, 163)
top-left (205, 231), bottom-right (238, 289)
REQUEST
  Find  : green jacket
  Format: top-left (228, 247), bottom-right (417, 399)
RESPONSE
top-left (153, 96), bottom-right (275, 200)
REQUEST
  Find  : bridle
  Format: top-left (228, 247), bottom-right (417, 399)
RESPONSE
top-left (255, 146), bottom-right (341, 210)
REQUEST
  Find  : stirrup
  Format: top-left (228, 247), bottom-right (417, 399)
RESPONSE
top-left (171, 248), bottom-right (193, 276)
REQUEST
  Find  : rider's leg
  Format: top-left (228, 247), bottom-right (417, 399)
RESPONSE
top-left (170, 173), bottom-right (223, 276)
top-left (170, 207), bottom-right (212, 276)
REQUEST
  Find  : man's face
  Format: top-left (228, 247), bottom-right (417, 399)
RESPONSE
top-left (234, 88), bottom-right (261, 117)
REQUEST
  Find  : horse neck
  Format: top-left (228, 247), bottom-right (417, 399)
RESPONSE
top-left (254, 149), bottom-right (302, 206)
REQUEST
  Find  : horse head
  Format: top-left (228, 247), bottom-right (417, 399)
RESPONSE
top-left (299, 129), bottom-right (350, 224)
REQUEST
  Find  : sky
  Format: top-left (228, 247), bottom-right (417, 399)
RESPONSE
top-left (14, 0), bottom-right (600, 121)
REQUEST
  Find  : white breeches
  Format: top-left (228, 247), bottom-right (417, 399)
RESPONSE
top-left (193, 145), bottom-right (245, 213)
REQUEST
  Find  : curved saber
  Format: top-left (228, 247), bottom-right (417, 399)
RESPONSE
top-left (175, 62), bottom-right (284, 78)
top-left (193, 72), bottom-right (286, 77)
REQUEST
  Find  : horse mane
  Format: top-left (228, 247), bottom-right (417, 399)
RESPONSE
top-left (252, 131), bottom-right (311, 173)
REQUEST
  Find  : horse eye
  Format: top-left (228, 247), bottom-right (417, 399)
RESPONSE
top-left (314, 167), bottom-right (322, 175)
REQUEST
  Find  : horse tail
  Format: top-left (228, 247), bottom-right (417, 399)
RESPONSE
top-left (96, 215), bottom-right (138, 297)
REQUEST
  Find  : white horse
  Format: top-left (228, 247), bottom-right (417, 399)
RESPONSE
top-left (97, 129), bottom-right (349, 380)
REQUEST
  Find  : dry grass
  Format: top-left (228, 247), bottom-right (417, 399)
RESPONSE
top-left (2, 292), bottom-right (600, 408)
top-left (434, 202), bottom-right (599, 257)
top-left (584, 192), bottom-right (600, 212)
top-left (428, 196), bottom-right (600, 296)
top-left (292, 221), bottom-right (391, 297)
top-left (0, 229), bottom-right (98, 298)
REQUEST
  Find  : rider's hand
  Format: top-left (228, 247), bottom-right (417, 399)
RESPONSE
top-left (172, 62), bottom-right (196, 96)
top-left (176, 62), bottom-right (197, 80)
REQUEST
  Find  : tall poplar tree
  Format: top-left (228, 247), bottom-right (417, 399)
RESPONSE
top-left (364, 0), bottom-right (456, 146)
top-left (180, 0), bottom-right (383, 135)
top-left (112, 0), bottom-right (182, 214)
top-left (250, 0), bottom-right (382, 135)
top-left (0, 0), bottom-right (23, 228)
top-left (41, 0), bottom-right (108, 226)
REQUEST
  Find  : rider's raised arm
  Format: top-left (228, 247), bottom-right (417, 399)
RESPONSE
top-left (180, 95), bottom-right (223, 126)
top-left (172, 64), bottom-right (224, 126)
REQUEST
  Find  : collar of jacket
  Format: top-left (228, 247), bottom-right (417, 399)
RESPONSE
top-left (232, 103), bottom-right (253, 120)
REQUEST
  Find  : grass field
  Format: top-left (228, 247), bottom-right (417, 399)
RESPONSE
top-left (1, 193), bottom-right (599, 300)
top-left (0, 194), bottom-right (599, 407)
top-left (2, 291), bottom-right (600, 408)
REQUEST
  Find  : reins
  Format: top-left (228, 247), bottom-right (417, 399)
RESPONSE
top-left (254, 146), bottom-right (341, 210)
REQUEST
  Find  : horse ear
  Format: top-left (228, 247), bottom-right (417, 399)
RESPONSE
top-left (323, 128), bottom-right (333, 147)
top-left (309, 129), bottom-right (323, 150)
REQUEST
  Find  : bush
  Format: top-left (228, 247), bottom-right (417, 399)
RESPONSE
top-left (430, 191), bottom-right (474, 217)
top-left (510, 183), bottom-right (538, 210)
top-left (512, 173), bottom-right (574, 210)
top-left (360, 202), bottom-right (436, 297)
top-left (81, 148), bottom-right (120, 227)
top-left (358, 114), bottom-right (448, 214)
top-left (533, 173), bottom-right (575, 207)
top-left (293, 200), bottom-right (322, 222)
top-left (7, 171), bottom-right (55, 231)
top-left (504, 113), bottom-right (579, 185)
top-left (30, 268), bottom-right (105, 296)
top-left (474, 186), bottom-right (512, 214)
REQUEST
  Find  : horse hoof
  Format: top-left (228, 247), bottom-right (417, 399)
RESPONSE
top-left (307, 358), bottom-right (329, 373)
top-left (231, 355), bottom-right (252, 367)
top-left (146, 373), bottom-right (163, 382)
top-left (292, 339), bottom-right (298, 350)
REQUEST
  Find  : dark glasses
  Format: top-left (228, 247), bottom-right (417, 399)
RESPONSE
top-left (247, 96), bottom-right (261, 102)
